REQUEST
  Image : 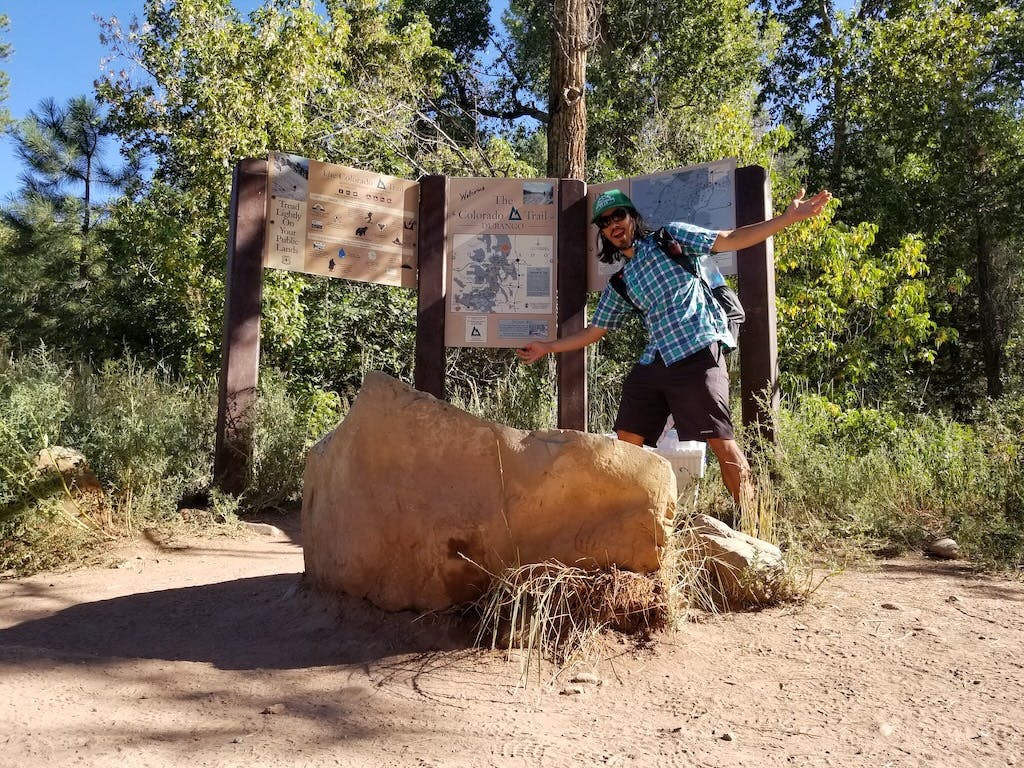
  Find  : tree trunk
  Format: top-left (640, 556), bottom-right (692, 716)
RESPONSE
top-left (547, 0), bottom-right (589, 180)
top-left (81, 158), bottom-right (92, 281)
top-left (975, 217), bottom-right (1003, 398)
top-left (820, 0), bottom-right (846, 191)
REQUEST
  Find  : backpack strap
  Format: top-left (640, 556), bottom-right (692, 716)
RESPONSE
top-left (653, 227), bottom-right (700, 277)
top-left (608, 268), bottom-right (639, 311)
top-left (607, 230), bottom-right (745, 343)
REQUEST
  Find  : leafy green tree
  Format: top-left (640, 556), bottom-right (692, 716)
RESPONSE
top-left (485, 0), bottom-right (783, 180)
top-left (400, 0), bottom-right (491, 60)
top-left (773, 198), bottom-right (962, 406)
top-left (98, 0), bottom-right (461, 185)
top-left (760, 0), bottom-right (1024, 409)
top-left (591, 0), bottom-right (782, 176)
top-left (92, 0), bottom-right (458, 379)
top-left (755, 0), bottom-right (903, 192)
top-left (848, 1), bottom-right (1024, 403)
top-left (395, 0), bottom-right (494, 155)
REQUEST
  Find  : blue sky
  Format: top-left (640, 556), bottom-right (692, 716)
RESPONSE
top-left (0, 1), bottom-right (263, 201)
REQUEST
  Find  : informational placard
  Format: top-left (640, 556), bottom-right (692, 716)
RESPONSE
top-left (587, 158), bottom-right (737, 292)
top-left (263, 152), bottom-right (418, 288)
top-left (445, 178), bottom-right (558, 348)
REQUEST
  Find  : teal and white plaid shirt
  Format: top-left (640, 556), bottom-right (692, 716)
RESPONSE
top-left (591, 222), bottom-right (734, 364)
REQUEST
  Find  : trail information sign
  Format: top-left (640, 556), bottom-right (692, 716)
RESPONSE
top-left (260, 154), bottom-right (739, 346)
top-left (587, 158), bottom-right (737, 291)
top-left (444, 178), bottom-right (559, 348)
top-left (263, 152), bottom-right (419, 288)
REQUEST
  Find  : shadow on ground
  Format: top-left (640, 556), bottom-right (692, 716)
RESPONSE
top-left (878, 557), bottom-right (1024, 602)
top-left (0, 573), bottom-right (474, 670)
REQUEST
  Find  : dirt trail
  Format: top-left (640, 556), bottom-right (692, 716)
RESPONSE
top-left (1, 513), bottom-right (1022, 768)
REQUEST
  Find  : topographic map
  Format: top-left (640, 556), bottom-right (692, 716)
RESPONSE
top-left (450, 233), bottom-right (553, 314)
top-left (629, 158), bottom-right (736, 232)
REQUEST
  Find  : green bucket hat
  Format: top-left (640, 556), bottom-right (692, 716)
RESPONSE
top-left (591, 189), bottom-right (636, 223)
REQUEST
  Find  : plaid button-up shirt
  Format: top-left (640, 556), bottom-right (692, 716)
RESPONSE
top-left (591, 222), bottom-right (733, 365)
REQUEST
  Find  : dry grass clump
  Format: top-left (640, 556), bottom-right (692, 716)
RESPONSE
top-left (738, 465), bottom-right (778, 544)
top-left (469, 526), bottom-right (822, 681)
top-left (472, 560), bottom-right (669, 672)
top-left (660, 529), bottom-right (730, 615)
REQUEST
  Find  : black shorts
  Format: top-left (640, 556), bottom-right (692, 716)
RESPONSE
top-left (613, 343), bottom-right (734, 446)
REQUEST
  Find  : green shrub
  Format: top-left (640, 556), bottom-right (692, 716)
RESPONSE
top-left (749, 393), bottom-right (1024, 569)
top-left (4, 342), bottom-right (1023, 577)
top-left (243, 369), bottom-right (345, 510)
top-left (1, 348), bottom-right (216, 572)
top-left (63, 356), bottom-right (216, 526)
top-left (0, 346), bottom-right (73, 512)
top-left (447, 348), bottom-right (556, 431)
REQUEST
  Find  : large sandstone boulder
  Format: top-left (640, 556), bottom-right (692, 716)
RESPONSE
top-left (302, 371), bottom-right (676, 612)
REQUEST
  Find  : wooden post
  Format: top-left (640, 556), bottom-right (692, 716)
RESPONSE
top-left (415, 175), bottom-right (448, 398)
top-left (556, 179), bottom-right (588, 430)
top-left (734, 165), bottom-right (779, 442)
top-left (214, 159), bottom-right (267, 494)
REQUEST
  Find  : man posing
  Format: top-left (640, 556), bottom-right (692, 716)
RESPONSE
top-left (517, 187), bottom-right (831, 504)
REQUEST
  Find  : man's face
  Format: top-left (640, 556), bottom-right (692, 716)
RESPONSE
top-left (598, 207), bottom-right (635, 252)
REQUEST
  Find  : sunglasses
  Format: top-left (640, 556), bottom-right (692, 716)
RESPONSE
top-left (596, 208), bottom-right (629, 229)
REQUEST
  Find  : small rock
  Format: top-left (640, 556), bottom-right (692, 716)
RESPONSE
top-left (560, 685), bottom-right (586, 696)
top-left (260, 703), bottom-right (286, 715)
top-left (880, 602), bottom-right (901, 610)
top-left (242, 521), bottom-right (284, 537)
top-left (879, 723), bottom-right (896, 737)
top-left (568, 673), bottom-right (603, 686)
top-left (720, 732), bottom-right (736, 742)
top-left (946, 595), bottom-right (961, 603)
top-left (927, 537), bottom-right (960, 559)
top-left (684, 515), bottom-right (785, 608)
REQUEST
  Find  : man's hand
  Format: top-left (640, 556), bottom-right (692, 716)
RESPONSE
top-left (784, 188), bottom-right (832, 224)
top-left (516, 326), bottom-right (606, 362)
top-left (517, 341), bottom-right (550, 364)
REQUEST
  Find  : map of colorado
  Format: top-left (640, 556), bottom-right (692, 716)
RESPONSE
top-left (450, 233), bottom-right (553, 314)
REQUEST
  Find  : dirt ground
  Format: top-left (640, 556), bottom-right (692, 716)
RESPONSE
top-left (1, 511), bottom-right (1022, 768)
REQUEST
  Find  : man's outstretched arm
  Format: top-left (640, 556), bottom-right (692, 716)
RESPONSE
top-left (712, 188), bottom-right (831, 253)
top-left (517, 324), bottom-right (607, 364)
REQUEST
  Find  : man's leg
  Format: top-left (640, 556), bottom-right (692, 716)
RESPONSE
top-left (613, 361), bottom-right (669, 447)
top-left (706, 437), bottom-right (752, 505)
top-left (615, 429), bottom-right (646, 446)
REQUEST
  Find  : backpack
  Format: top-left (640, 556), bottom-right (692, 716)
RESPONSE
top-left (608, 226), bottom-right (745, 350)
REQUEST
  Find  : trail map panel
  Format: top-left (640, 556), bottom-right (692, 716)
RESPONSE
top-left (445, 178), bottom-right (558, 348)
top-left (264, 152), bottom-right (419, 288)
top-left (586, 158), bottom-right (737, 292)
